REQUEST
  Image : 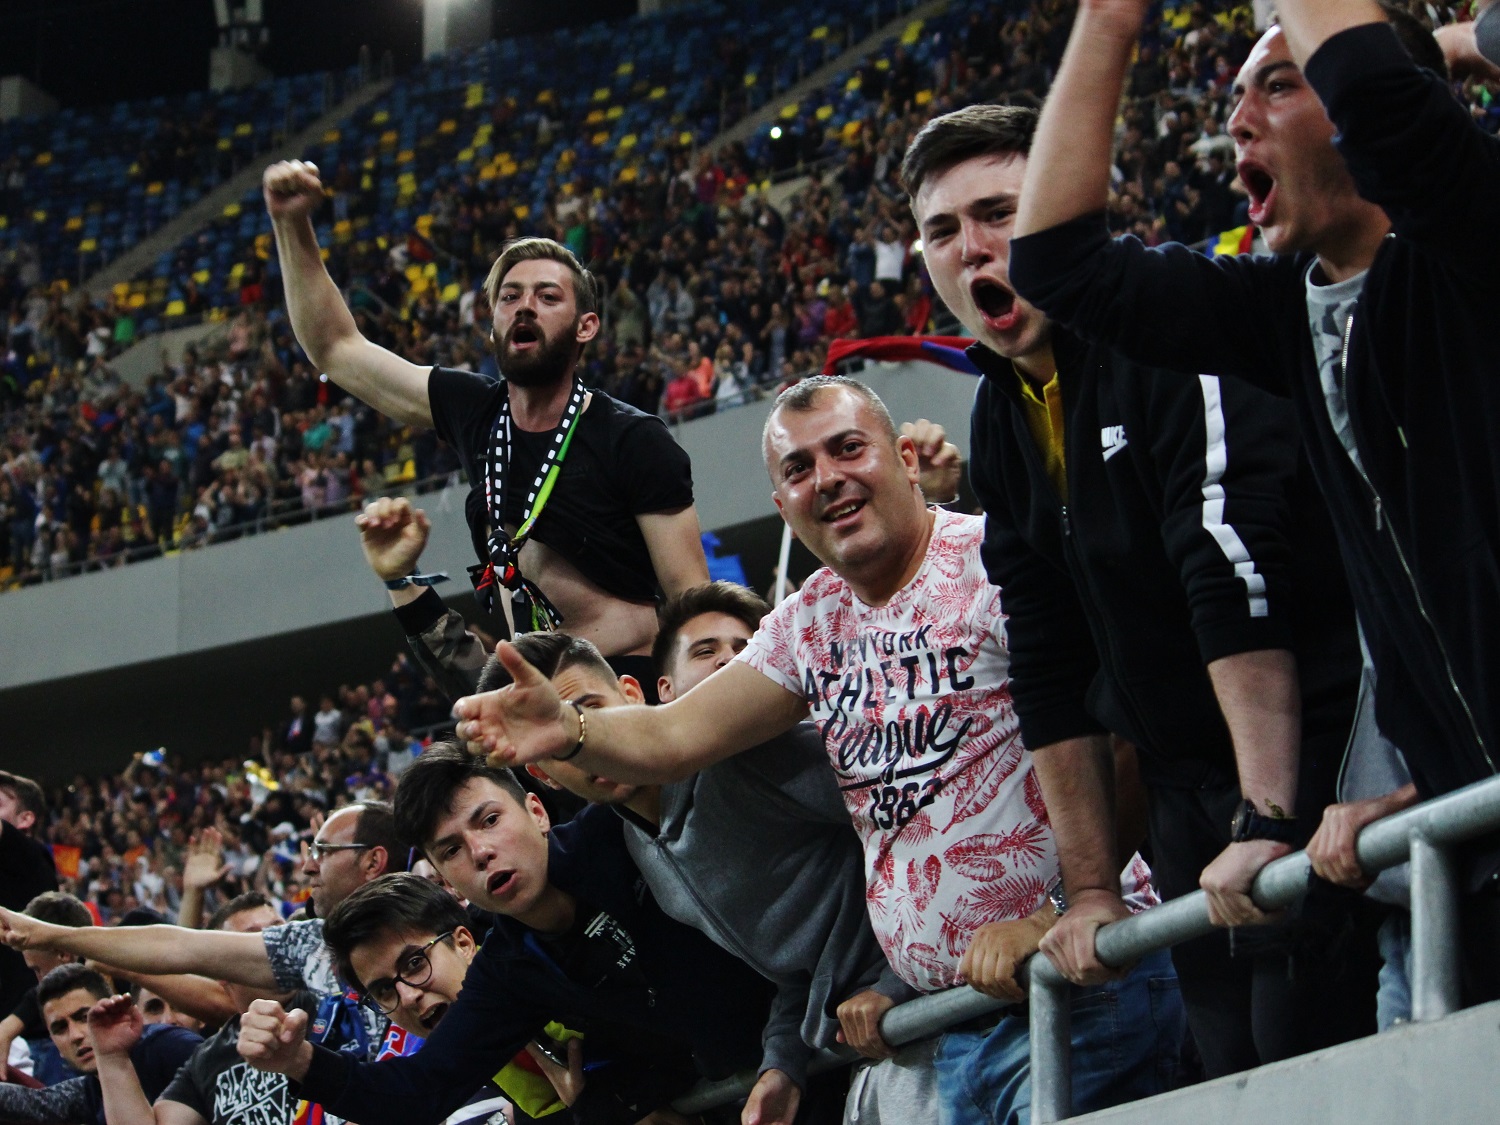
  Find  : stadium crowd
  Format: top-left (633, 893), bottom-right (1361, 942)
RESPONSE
top-left (5, 0), bottom-right (1500, 1123)
top-left (5, 0), bottom-right (1497, 592)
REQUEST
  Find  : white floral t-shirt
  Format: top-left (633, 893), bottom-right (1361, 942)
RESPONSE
top-left (739, 510), bottom-right (1155, 992)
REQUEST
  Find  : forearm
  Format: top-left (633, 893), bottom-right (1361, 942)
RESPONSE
top-left (95, 1053), bottom-right (160, 1125)
top-left (1274, 0), bottom-right (1385, 68)
top-left (566, 663), bottom-right (805, 784)
top-left (123, 973), bottom-right (238, 1027)
top-left (36, 925), bottom-right (276, 991)
top-left (176, 885), bottom-right (205, 929)
top-left (0, 1075), bottom-right (92, 1124)
top-left (1207, 649), bottom-right (1300, 816)
top-left (270, 214), bottom-right (362, 375)
top-left (1015, 5), bottom-right (1140, 238)
top-left (1030, 735), bottom-right (1120, 895)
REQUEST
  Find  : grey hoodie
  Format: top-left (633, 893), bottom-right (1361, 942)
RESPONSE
top-left (617, 722), bottom-right (914, 1088)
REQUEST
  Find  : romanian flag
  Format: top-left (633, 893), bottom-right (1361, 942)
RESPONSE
top-left (823, 335), bottom-right (981, 376)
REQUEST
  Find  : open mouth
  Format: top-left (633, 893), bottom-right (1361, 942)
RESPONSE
top-left (419, 1002), bottom-right (449, 1032)
top-left (1238, 161), bottom-right (1277, 226)
top-left (971, 278), bottom-right (1021, 333)
top-left (821, 498), bottom-right (866, 526)
top-left (509, 323), bottom-right (541, 349)
top-left (486, 869), bottom-right (517, 897)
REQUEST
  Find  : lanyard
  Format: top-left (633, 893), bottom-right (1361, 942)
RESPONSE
top-left (469, 378), bottom-right (586, 632)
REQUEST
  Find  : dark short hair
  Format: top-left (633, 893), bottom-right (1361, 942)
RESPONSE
top-left (477, 633), bottom-right (616, 694)
top-left (900, 104), bottom-right (1037, 201)
top-left (653, 582), bottom-right (771, 677)
top-left (0, 770), bottom-right (46, 823)
top-left (25, 892), bottom-right (93, 929)
top-left (392, 742), bottom-right (528, 856)
top-left (762, 375), bottom-right (898, 461)
top-left (117, 907), bottom-right (168, 927)
top-left (323, 873), bottom-right (470, 993)
top-left (350, 801), bottom-right (404, 874)
top-left (37, 964), bottom-right (111, 1012)
top-left (206, 891), bottom-right (274, 934)
top-left (1376, 2), bottom-right (1449, 78)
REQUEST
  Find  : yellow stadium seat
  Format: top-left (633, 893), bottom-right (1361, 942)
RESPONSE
top-left (192, 269), bottom-right (210, 284)
top-left (606, 105), bottom-right (623, 121)
top-left (650, 86), bottom-right (667, 100)
top-left (65, 216), bottom-right (82, 232)
top-left (616, 62), bottom-right (634, 77)
top-left (235, 123), bottom-right (253, 136)
top-left (223, 202), bottom-right (241, 217)
top-left (323, 129), bottom-right (341, 143)
top-left (438, 119), bottom-right (457, 134)
top-left (901, 19), bottom-right (924, 45)
top-left (810, 25), bottom-right (827, 39)
top-left (35, 152), bottom-right (52, 166)
top-left (780, 103), bottom-right (799, 120)
top-left (79, 238), bottom-right (97, 252)
top-left (371, 110), bottom-right (390, 124)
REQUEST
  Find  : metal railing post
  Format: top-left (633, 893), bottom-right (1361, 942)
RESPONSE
top-left (1028, 960), bottom-right (1071, 1124)
top-left (1409, 832), bottom-right (1461, 1021)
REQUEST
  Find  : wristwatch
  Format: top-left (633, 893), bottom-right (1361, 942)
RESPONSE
top-left (1229, 799), bottom-right (1298, 845)
top-left (1046, 879), bottom-right (1068, 917)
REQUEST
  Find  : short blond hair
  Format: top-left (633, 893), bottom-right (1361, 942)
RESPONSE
top-left (483, 238), bottom-right (599, 316)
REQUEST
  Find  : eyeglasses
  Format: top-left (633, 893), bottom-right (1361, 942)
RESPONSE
top-left (306, 841), bottom-right (373, 862)
top-left (359, 932), bottom-right (454, 1014)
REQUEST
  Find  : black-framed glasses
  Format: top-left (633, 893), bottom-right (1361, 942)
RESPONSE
top-left (359, 932), bottom-right (454, 1014)
top-left (307, 841), bottom-right (373, 862)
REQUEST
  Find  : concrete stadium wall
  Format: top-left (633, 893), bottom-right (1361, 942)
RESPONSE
top-left (1076, 999), bottom-right (1500, 1125)
top-left (0, 361), bottom-right (979, 693)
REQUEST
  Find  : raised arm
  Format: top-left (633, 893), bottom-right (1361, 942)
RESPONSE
top-left (453, 644), bottom-right (809, 783)
top-left (1272, 0), bottom-right (1385, 68)
top-left (1014, 0), bottom-right (1150, 239)
top-left (0, 910), bottom-right (278, 992)
top-left (263, 161), bottom-right (433, 428)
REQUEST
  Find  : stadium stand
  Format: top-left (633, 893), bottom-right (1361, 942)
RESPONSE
top-left (3, 0), bottom-right (1495, 593)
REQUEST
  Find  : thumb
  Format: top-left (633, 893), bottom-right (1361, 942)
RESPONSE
top-left (413, 508), bottom-right (431, 534)
top-left (281, 1008), bottom-right (309, 1043)
top-left (495, 641), bottom-right (546, 689)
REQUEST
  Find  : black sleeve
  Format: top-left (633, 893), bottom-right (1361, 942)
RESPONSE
top-left (1146, 371), bottom-right (1298, 664)
top-left (1008, 214), bottom-right (1297, 397)
top-left (8, 985), bottom-right (43, 1037)
top-left (297, 943), bottom-right (547, 1125)
top-left (1305, 22), bottom-right (1500, 287)
top-left (0, 1076), bottom-right (94, 1125)
top-left (427, 366), bottom-right (498, 474)
top-left (611, 410), bottom-right (694, 514)
top-left (394, 588), bottom-right (487, 700)
top-left (969, 382), bottom-right (1106, 750)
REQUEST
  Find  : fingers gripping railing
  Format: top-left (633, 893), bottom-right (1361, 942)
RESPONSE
top-left (673, 774), bottom-right (1500, 1121)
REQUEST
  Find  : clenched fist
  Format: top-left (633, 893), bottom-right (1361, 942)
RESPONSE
top-left (357, 497), bottom-right (433, 582)
top-left (263, 160), bottom-right (327, 223)
top-left (237, 998), bottom-right (314, 1080)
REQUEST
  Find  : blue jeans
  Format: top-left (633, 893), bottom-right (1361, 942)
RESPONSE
top-left (934, 948), bottom-right (1184, 1125)
top-left (1376, 911), bottom-right (1412, 1030)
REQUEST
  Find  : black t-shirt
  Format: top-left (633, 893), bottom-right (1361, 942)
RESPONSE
top-left (161, 992), bottom-right (331, 1125)
top-left (0, 821), bottom-right (59, 1017)
top-left (427, 367), bottom-right (693, 604)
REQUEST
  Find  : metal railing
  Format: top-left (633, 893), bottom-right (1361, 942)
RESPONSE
top-left (673, 772), bottom-right (1500, 1122)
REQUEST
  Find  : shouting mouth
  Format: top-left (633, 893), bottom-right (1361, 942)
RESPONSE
top-left (971, 277), bottom-right (1023, 334)
top-left (419, 1002), bottom-right (449, 1032)
top-left (1238, 160), bottom-right (1277, 227)
top-left (508, 323), bottom-right (541, 351)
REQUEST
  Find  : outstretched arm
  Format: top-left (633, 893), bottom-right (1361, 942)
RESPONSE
top-left (1014, 0), bottom-right (1150, 240)
top-left (0, 911), bottom-right (277, 991)
top-left (263, 160), bottom-right (433, 428)
top-left (453, 644), bottom-right (808, 782)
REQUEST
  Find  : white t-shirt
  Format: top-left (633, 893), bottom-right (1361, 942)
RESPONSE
top-left (739, 509), bottom-right (1155, 992)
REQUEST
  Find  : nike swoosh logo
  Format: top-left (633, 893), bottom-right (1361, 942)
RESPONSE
top-left (1102, 441), bottom-right (1128, 462)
